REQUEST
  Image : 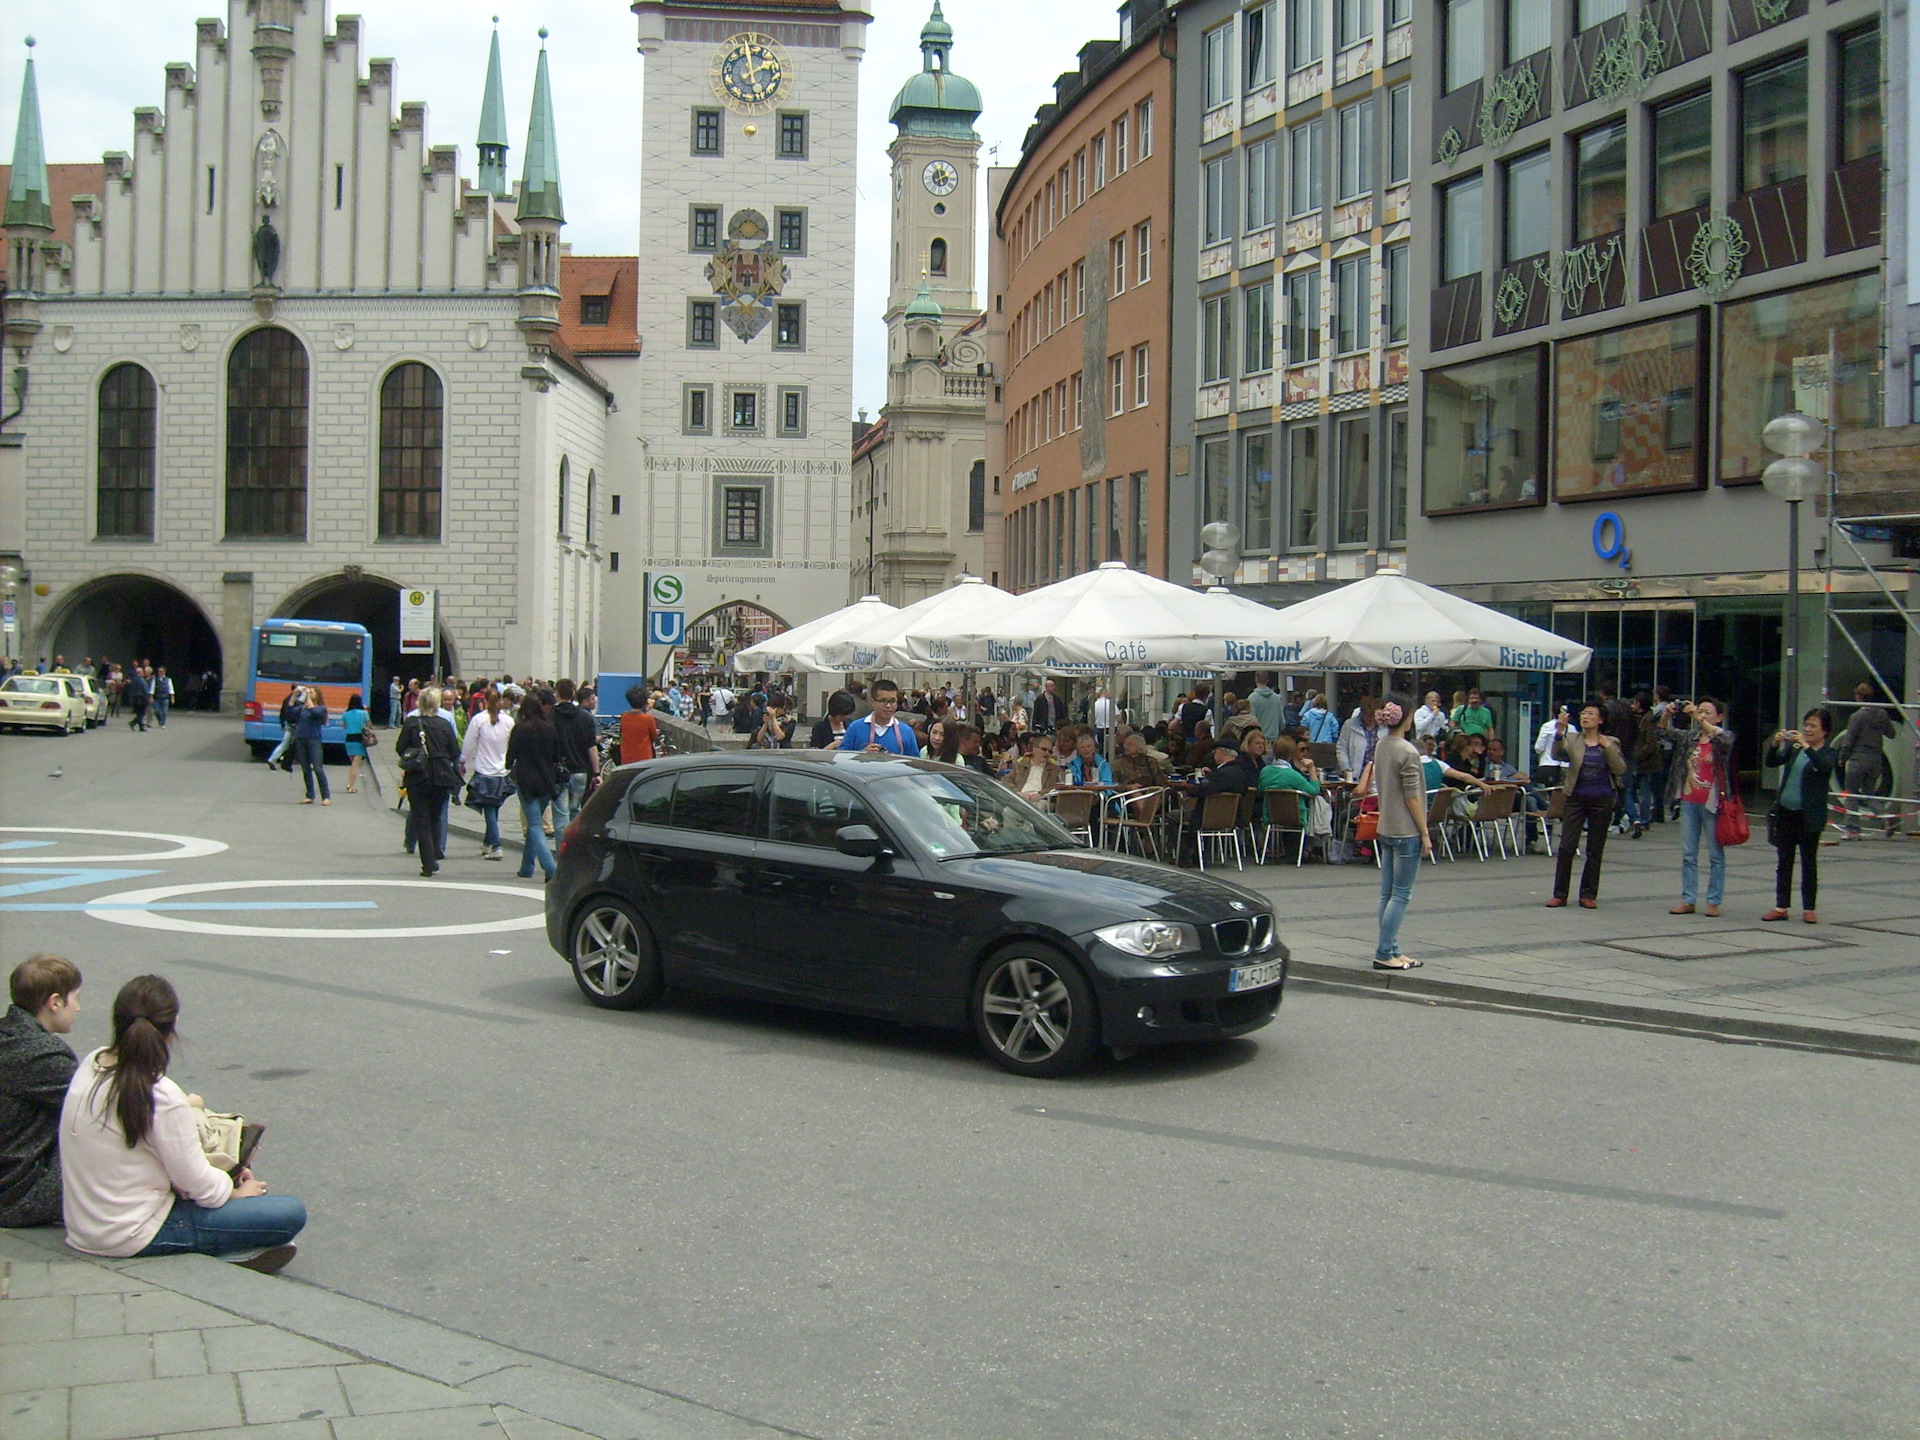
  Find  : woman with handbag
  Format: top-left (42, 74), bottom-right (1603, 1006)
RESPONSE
top-left (342, 693), bottom-right (372, 794)
top-left (398, 688), bottom-right (460, 877)
top-left (61, 975), bottom-right (306, 1272)
top-left (458, 688), bottom-right (515, 861)
top-left (1763, 708), bottom-right (1836, 924)
top-left (506, 693), bottom-right (561, 881)
top-left (1668, 697), bottom-right (1736, 917)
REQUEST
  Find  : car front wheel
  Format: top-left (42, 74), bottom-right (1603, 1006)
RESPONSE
top-left (972, 947), bottom-right (1099, 1077)
top-left (569, 898), bottom-right (663, 1010)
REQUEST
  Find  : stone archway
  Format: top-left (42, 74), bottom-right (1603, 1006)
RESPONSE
top-left (274, 572), bottom-right (459, 724)
top-left (39, 573), bottom-right (226, 708)
top-left (683, 600), bottom-right (790, 677)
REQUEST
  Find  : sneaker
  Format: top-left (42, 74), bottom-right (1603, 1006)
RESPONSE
top-left (232, 1244), bottom-right (297, 1275)
top-left (478, 846), bottom-right (492, 858)
top-left (484, 846), bottom-right (502, 861)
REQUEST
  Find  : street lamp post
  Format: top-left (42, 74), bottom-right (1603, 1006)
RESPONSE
top-left (1761, 412), bottom-right (1826, 730)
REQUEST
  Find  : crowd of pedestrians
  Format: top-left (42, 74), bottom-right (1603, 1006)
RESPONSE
top-left (0, 654), bottom-right (215, 718)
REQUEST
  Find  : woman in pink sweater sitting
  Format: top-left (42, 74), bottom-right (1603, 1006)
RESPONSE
top-left (60, 975), bottom-right (306, 1273)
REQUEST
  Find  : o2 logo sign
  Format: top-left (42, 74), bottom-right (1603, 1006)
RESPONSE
top-left (1592, 511), bottom-right (1632, 572)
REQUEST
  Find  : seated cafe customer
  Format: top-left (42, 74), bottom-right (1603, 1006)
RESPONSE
top-left (1066, 732), bottom-right (1113, 787)
top-left (1008, 734), bottom-right (1063, 798)
top-left (1, 954), bottom-right (82, 1227)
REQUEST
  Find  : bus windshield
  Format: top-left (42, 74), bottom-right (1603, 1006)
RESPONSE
top-left (256, 630), bottom-right (365, 684)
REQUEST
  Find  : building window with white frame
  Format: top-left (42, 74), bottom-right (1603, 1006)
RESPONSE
top-left (1246, 136), bottom-right (1276, 230)
top-left (1383, 241), bottom-right (1410, 344)
top-left (1335, 0), bottom-right (1371, 48)
top-left (1333, 253), bottom-right (1370, 354)
top-left (1073, 259), bottom-right (1087, 313)
top-left (1289, 117), bottom-right (1323, 216)
top-left (1245, 4), bottom-right (1277, 90)
top-left (1204, 22), bottom-right (1236, 109)
top-left (1288, 0), bottom-right (1324, 70)
top-left (1388, 84), bottom-right (1411, 185)
top-left (1092, 133), bottom-right (1107, 188)
top-left (1110, 235), bottom-right (1127, 295)
top-left (1108, 354), bottom-right (1126, 416)
top-left (1136, 97), bottom-right (1154, 160)
top-left (1202, 294), bottom-right (1234, 382)
top-left (1132, 343), bottom-right (1151, 407)
top-left (777, 386), bottom-right (807, 437)
top-left (1113, 115), bottom-right (1130, 174)
top-left (1244, 281), bottom-right (1275, 374)
top-left (1074, 149), bottom-right (1088, 205)
top-left (1440, 172), bottom-right (1485, 282)
top-left (721, 485), bottom-right (763, 547)
top-left (1335, 98), bottom-right (1374, 202)
top-left (1203, 155), bottom-right (1235, 244)
top-left (1285, 267), bottom-right (1321, 364)
top-left (1071, 370), bottom-right (1085, 428)
top-left (683, 384), bottom-right (712, 435)
top-left (728, 388), bottom-right (760, 433)
top-left (1135, 221), bottom-right (1152, 283)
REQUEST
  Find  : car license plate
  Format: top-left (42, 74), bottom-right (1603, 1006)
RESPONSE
top-left (1228, 958), bottom-right (1284, 992)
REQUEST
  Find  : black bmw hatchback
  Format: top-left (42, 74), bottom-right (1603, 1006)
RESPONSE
top-left (546, 751), bottom-right (1287, 1076)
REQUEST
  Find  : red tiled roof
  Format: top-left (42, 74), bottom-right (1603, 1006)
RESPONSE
top-left (853, 415), bottom-right (889, 460)
top-left (0, 162), bottom-right (107, 286)
top-left (557, 254), bottom-right (641, 357)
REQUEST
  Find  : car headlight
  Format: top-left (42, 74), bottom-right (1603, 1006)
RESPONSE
top-left (1093, 920), bottom-right (1201, 957)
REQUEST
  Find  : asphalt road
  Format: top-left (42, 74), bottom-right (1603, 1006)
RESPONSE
top-left (4, 716), bottom-right (1918, 1439)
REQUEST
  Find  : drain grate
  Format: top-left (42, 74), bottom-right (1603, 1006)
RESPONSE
top-left (1596, 928), bottom-right (1856, 961)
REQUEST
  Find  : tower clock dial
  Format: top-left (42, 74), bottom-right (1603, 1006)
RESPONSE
top-left (922, 160), bottom-right (959, 196)
top-left (711, 33), bottom-right (791, 115)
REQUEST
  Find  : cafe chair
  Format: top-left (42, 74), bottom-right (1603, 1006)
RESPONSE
top-left (1195, 792), bottom-right (1246, 871)
top-left (1424, 787), bottom-right (1460, 863)
top-left (1465, 785), bottom-right (1520, 860)
top-left (1539, 788), bottom-right (1566, 853)
top-left (1305, 742), bottom-right (1342, 776)
top-left (1255, 789), bottom-right (1309, 867)
top-left (1049, 789), bottom-right (1098, 847)
top-left (1107, 787), bottom-right (1166, 862)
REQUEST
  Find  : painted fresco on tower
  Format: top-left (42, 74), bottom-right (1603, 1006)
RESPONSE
top-left (704, 208), bottom-right (789, 342)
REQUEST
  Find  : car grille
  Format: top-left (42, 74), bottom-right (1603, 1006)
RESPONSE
top-left (1212, 914), bottom-right (1273, 957)
top-left (1216, 986), bottom-right (1281, 1029)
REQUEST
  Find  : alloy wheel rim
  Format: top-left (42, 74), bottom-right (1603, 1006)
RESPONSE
top-left (981, 956), bottom-right (1072, 1061)
top-left (576, 908), bottom-right (639, 995)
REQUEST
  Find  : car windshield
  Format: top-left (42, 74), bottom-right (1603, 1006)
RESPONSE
top-left (868, 768), bottom-right (1077, 859)
top-left (256, 629), bottom-right (365, 683)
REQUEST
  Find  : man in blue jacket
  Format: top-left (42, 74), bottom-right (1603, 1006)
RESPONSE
top-left (837, 678), bottom-right (921, 755)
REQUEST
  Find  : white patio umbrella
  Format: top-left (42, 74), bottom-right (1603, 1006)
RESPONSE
top-left (813, 575), bottom-right (1020, 671)
top-left (730, 594), bottom-right (897, 674)
top-left (908, 561), bottom-right (1328, 671)
top-left (1263, 572), bottom-right (1592, 673)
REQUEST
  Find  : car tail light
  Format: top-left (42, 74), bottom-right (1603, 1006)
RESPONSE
top-left (559, 818), bottom-right (582, 856)
top-left (40, 701), bottom-right (61, 711)
top-left (245, 700), bottom-right (263, 721)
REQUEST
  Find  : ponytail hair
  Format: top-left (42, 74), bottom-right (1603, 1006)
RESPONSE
top-left (103, 975), bottom-right (179, 1148)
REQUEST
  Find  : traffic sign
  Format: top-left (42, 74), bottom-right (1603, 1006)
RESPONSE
top-left (648, 610), bottom-right (686, 646)
top-left (649, 574), bottom-right (684, 608)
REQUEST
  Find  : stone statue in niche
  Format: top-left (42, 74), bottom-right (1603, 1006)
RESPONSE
top-left (255, 129), bottom-right (285, 208)
top-left (253, 216), bottom-right (281, 286)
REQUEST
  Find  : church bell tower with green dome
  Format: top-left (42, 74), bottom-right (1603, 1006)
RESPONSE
top-left (885, 1), bottom-right (980, 324)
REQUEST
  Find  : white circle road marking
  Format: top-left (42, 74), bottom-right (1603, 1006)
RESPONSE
top-left (83, 878), bottom-right (548, 939)
top-left (0, 827), bottom-right (229, 865)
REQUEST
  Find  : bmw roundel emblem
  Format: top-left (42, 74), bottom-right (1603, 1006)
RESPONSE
top-left (1230, 901), bottom-right (1248, 911)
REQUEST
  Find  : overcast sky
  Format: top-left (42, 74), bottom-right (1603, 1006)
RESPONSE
top-left (1, 0), bottom-right (1109, 417)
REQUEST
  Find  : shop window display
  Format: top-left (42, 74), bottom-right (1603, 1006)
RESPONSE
top-left (1554, 313), bottom-right (1704, 500)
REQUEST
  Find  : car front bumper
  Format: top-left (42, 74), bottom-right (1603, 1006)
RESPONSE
top-left (1084, 941), bottom-right (1288, 1046)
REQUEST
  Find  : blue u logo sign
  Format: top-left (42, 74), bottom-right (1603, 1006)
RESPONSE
top-left (1592, 512), bottom-right (1630, 571)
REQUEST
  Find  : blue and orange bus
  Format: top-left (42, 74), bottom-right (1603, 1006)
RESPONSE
top-left (243, 619), bottom-right (373, 754)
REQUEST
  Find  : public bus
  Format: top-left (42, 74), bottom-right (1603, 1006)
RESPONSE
top-left (243, 618), bottom-right (373, 755)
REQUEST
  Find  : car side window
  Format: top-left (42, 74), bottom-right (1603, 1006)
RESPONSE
top-left (669, 767), bottom-right (759, 836)
top-left (766, 771), bottom-right (877, 848)
top-left (627, 772), bottom-right (675, 826)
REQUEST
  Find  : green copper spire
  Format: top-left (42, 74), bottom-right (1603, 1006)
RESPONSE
top-left (904, 275), bottom-right (943, 322)
top-left (889, 2), bottom-right (980, 139)
top-left (515, 29), bottom-right (564, 224)
top-left (477, 18), bottom-right (511, 198)
top-left (6, 38), bottom-right (53, 232)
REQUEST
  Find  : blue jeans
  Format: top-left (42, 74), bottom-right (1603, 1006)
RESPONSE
top-left (519, 796), bottom-right (556, 878)
top-left (1374, 834), bottom-right (1424, 960)
top-left (295, 736), bottom-right (329, 800)
top-left (550, 772), bottom-right (589, 830)
top-left (154, 696), bottom-right (170, 727)
top-left (1626, 773), bottom-right (1658, 826)
top-left (480, 802), bottom-right (502, 849)
top-left (1679, 799), bottom-right (1726, 905)
top-left (136, 1193), bottom-right (307, 1257)
top-left (266, 725), bottom-right (293, 766)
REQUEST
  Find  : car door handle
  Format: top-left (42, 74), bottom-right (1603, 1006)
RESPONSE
top-left (759, 873), bottom-right (791, 890)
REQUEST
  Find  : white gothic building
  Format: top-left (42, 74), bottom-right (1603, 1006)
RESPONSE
top-left (0, 2), bottom-right (607, 704)
top-left (597, 0), bottom-right (870, 696)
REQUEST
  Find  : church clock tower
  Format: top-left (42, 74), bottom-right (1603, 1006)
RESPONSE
top-left (885, 1), bottom-right (981, 324)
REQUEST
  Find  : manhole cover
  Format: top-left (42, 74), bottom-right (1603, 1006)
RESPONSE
top-left (1596, 929), bottom-right (1854, 961)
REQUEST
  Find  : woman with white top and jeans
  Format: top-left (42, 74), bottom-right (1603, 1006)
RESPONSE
top-left (61, 975), bottom-right (306, 1272)
top-left (1370, 694), bottom-right (1432, 970)
top-left (458, 688), bottom-right (515, 860)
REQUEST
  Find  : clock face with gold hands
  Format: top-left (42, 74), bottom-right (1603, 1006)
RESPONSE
top-left (711, 34), bottom-right (791, 114)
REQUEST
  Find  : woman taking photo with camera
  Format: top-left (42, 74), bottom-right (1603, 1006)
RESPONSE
top-left (61, 975), bottom-right (306, 1272)
top-left (1764, 708), bottom-right (1836, 924)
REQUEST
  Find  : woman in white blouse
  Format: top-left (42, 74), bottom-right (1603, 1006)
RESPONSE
top-left (62, 976), bottom-right (306, 1272)
top-left (458, 687), bottom-right (515, 860)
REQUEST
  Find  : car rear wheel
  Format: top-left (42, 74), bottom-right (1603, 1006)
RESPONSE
top-left (569, 898), bottom-right (663, 1010)
top-left (972, 947), bottom-right (1099, 1077)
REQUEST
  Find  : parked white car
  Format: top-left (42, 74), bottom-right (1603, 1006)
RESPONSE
top-left (71, 674), bottom-right (109, 727)
top-left (0, 674), bottom-right (92, 734)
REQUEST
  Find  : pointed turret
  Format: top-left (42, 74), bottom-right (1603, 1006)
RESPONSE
top-left (516, 32), bottom-right (564, 224)
top-left (889, 1), bottom-right (980, 138)
top-left (904, 276), bottom-right (943, 324)
top-left (477, 17), bottom-right (511, 199)
top-left (6, 38), bottom-right (52, 232)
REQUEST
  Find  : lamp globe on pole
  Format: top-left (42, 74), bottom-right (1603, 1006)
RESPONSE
top-left (1761, 411), bottom-right (1825, 730)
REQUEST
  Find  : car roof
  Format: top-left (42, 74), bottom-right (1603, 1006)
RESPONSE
top-left (613, 749), bottom-right (946, 783)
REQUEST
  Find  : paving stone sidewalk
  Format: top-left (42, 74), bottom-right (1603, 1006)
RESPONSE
top-left (0, 1231), bottom-right (791, 1440)
top-left (1228, 818), bottom-right (1920, 1060)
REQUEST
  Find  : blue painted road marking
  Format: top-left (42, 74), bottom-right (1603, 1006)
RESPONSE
top-left (0, 868), bottom-right (161, 899)
top-left (0, 901), bottom-right (381, 912)
top-left (0, 840), bottom-right (57, 852)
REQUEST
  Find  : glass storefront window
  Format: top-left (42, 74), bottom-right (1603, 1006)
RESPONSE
top-left (1718, 272), bottom-right (1882, 483)
top-left (1553, 312), bottom-right (1704, 501)
top-left (1421, 346), bottom-right (1545, 512)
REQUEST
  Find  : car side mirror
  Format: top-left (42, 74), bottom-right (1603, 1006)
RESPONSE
top-left (834, 824), bottom-right (890, 858)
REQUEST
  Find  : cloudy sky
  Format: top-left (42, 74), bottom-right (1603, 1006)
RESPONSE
top-left (1, 0), bottom-right (1108, 417)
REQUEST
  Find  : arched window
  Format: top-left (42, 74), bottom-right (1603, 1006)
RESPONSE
top-left (585, 468), bottom-right (597, 544)
top-left (378, 362), bottom-right (444, 539)
top-left (929, 238), bottom-right (948, 276)
top-left (557, 456), bottom-right (570, 538)
top-left (97, 362), bottom-right (156, 538)
top-left (225, 327), bottom-right (309, 537)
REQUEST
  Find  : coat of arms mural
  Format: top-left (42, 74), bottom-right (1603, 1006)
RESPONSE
top-left (705, 209), bottom-right (789, 342)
